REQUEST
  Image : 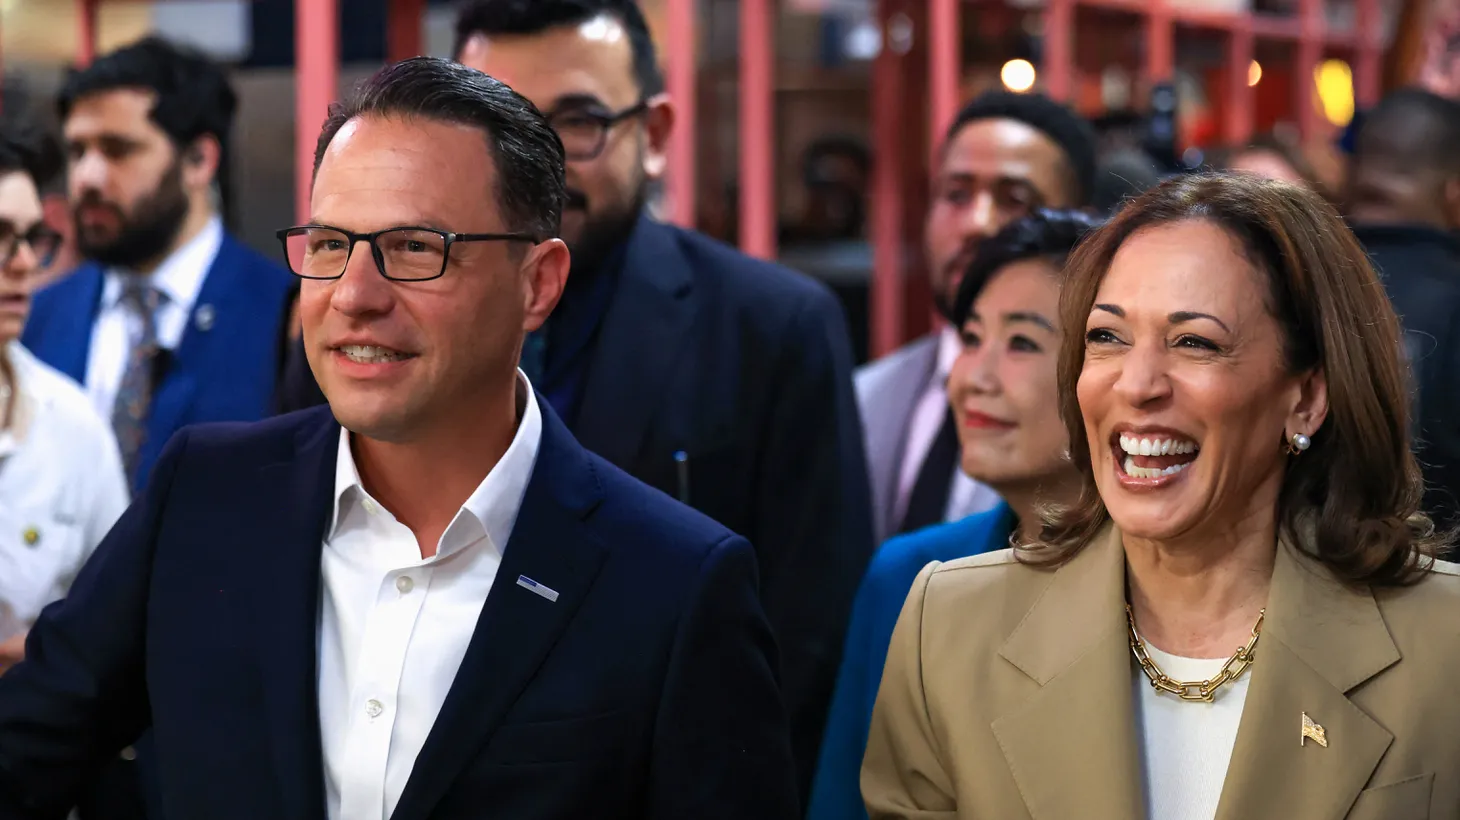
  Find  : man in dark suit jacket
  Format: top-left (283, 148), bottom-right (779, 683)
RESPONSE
top-left (1343, 87), bottom-right (1460, 531)
top-left (22, 37), bottom-right (294, 494)
top-left (278, 1), bottom-right (874, 797)
top-left (0, 57), bottom-right (796, 819)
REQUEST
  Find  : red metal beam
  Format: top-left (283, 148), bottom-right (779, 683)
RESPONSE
top-left (1296, 0), bottom-right (1323, 138)
top-left (871, 0), bottom-right (906, 358)
top-left (738, 0), bottom-right (775, 259)
top-left (928, 0), bottom-right (960, 159)
top-left (1044, 0), bottom-right (1075, 102)
top-left (297, 0), bottom-right (339, 222)
top-left (77, 0), bottom-right (98, 67)
top-left (1144, 1), bottom-right (1174, 88)
top-left (387, 0), bottom-right (425, 64)
top-left (665, 0), bottom-right (697, 228)
top-left (1354, 0), bottom-right (1382, 107)
top-left (1224, 22), bottom-right (1256, 145)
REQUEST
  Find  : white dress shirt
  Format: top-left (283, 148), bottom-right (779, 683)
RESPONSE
top-left (84, 216), bottom-right (223, 420)
top-left (0, 342), bottom-right (129, 641)
top-left (317, 374), bottom-right (542, 820)
top-left (892, 325), bottom-right (1002, 530)
top-left (1133, 645), bottom-right (1250, 820)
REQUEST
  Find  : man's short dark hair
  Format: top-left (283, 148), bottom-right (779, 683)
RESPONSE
top-left (951, 208), bottom-right (1103, 326)
top-left (944, 90), bottom-right (1098, 208)
top-left (1353, 86), bottom-right (1460, 178)
top-left (57, 36), bottom-right (237, 153)
top-left (453, 0), bottom-right (664, 97)
top-left (0, 125), bottom-right (62, 191)
top-left (313, 57), bottom-right (566, 240)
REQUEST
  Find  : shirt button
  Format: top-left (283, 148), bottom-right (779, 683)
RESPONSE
top-left (366, 699), bottom-right (384, 719)
top-left (396, 576), bottom-right (414, 594)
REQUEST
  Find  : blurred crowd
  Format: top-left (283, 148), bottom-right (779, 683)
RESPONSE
top-left (0, 0), bottom-right (1456, 818)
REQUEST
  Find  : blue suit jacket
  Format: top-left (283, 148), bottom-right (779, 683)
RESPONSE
top-left (806, 505), bottom-right (1015, 820)
top-left (277, 215), bottom-right (875, 800)
top-left (0, 403), bottom-right (798, 820)
top-left (21, 234), bottom-right (295, 492)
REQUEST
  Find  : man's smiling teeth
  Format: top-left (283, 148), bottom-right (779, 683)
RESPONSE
top-left (339, 344), bottom-right (409, 363)
top-left (1119, 435), bottom-right (1198, 456)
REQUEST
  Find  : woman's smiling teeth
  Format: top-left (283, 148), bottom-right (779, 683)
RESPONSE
top-left (1118, 434), bottom-right (1200, 479)
top-left (339, 344), bottom-right (411, 363)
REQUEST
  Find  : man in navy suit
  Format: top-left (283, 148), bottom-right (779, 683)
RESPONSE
top-left (0, 58), bottom-right (797, 819)
top-left (278, 2), bottom-right (875, 798)
top-left (21, 37), bottom-right (294, 493)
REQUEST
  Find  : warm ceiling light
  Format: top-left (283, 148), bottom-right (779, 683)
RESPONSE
top-left (1001, 59), bottom-right (1037, 93)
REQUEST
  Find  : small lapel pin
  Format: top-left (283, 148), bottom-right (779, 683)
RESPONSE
top-left (194, 304), bottom-right (216, 332)
top-left (21, 526), bottom-right (39, 547)
top-left (1302, 712), bottom-right (1328, 748)
top-left (516, 575), bottom-right (559, 602)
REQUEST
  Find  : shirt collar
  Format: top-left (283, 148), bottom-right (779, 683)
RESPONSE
top-left (0, 341), bottom-right (38, 457)
top-left (935, 323), bottom-right (962, 382)
top-left (327, 370), bottom-right (543, 554)
top-left (100, 216), bottom-right (224, 313)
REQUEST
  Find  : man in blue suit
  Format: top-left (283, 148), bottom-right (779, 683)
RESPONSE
top-left (0, 58), bottom-right (797, 819)
top-left (277, 0), bottom-right (875, 800)
top-left (21, 37), bottom-right (294, 493)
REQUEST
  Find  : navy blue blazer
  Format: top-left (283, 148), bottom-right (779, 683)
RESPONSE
top-left (0, 403), bottom-right (799, 820)
top-left (277, 215), bottom-right (876, 799)
top-left (21, 233), bottom-right (296, 492)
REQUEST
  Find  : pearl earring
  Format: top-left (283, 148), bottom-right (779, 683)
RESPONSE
top-left (1286, 432), bottom-right (1311, 455)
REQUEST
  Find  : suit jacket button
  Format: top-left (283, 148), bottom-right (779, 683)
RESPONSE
top-left (120, 746), bottom-right (137, 761)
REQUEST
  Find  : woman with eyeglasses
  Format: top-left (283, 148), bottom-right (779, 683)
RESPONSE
top-left (0, 130), bottom-right (129, 674)
top-left (807, 209), bottom-right (1101, 820)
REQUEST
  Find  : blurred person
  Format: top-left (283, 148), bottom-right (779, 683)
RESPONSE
top-left (806, 210), bottom-right (1100, 820)
top-left (1343, 86), bottom-right (1460, 532)
top-left (857, 90), bottom-right (1097, 545)
top-left (783, 135), bottom-right (871, 243)
top-left (1216, 133), bottom-right (1325, 193)
top-left (864, 173), bottom-right (1460, 819)
top-left (273, 0), bottom-right (874, 796)
top-left (1091, 148), bottom-right (1164, 216)
top-left (0, 127), bottom-right (129, 675)
top-left (0, 57), bottom-right (798, 820)
top-left (21, 37), bottom-right (295, 494)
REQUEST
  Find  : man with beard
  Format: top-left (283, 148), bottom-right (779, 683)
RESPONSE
top-left (22, 36), bottom-right (295, 497)
top-left (857, 91), bottom-right (1097, 545)
top-left (278, 0), bottom-right (874, 802)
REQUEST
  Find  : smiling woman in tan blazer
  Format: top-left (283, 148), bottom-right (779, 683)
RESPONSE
top-left (862, 173), bottom-right (1460, 820)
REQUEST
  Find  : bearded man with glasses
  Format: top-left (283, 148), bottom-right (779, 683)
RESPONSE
top-left (274, 1), bottom-right (876, 803)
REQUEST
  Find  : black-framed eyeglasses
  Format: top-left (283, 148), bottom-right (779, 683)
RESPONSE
top-left (0, 224), bottom-right (62, 270)
top-left (546, 100), bottom-right (650, 161)
top-left (275, 225), bottom-right (539, 282)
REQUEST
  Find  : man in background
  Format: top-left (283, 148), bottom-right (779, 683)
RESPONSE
top-left (1343, 86), bottom-right (1460, 532)
top-left (22, 36), bottom-right (295, 494)
top-left (857, 91), bottom-right (1097, 544)
top-left (278, 0), bottom-right (873, 800)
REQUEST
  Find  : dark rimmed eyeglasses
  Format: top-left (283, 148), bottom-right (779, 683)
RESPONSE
top-left (275, 225), bottom-right (539, 282)
top-left (0, 224), bottom-right (61, 270)
top-left (546, 100), bottom-right (650, 161)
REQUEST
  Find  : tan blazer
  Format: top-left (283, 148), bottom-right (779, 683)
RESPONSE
top-left (862, 524), bottom-right (1460, 820)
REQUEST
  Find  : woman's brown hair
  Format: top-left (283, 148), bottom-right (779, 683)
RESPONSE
top-left (1024, 172), bottom-right (1443, 587)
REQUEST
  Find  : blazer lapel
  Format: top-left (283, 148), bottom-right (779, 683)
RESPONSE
top-left (145, 240), bottom-right (239, 454)
top-left (1214, 542), bottom-right (1398, 820)
top-left (572, 217), bottom-right (694, 468)
top-left (990, 527), bottom-right (1146, 820)
top-left (254, 406), bottom-right (337, 820)
top-left (390, 404), bottom-right (608, 820)
top-left (36, 265), bottom-right (103, 383)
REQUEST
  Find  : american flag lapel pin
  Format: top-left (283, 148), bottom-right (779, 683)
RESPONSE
top-left (516, 575), bottom-right (559, 603)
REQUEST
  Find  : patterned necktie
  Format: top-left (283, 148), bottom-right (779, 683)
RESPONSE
top-left (111, 279), bottom-right (166, 483)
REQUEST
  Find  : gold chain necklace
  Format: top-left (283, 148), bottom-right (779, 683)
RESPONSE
top-left (1126, 605), bottom-right (1264, 703)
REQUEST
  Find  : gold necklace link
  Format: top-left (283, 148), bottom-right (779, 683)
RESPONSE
top-left (1127, 605), bottom-right (1264, 703)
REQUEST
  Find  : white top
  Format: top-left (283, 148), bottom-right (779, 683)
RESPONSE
top-left (893, 324), bottom-right (1002, 529)
top-left (84, 216), bottom-right (223, 419)
top-left (317, 372), bottom-right (542, 820)
top-left (1133, 642), bottom-right (1251, 820)
top-left (0, 342), bottom-right (130, 641)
